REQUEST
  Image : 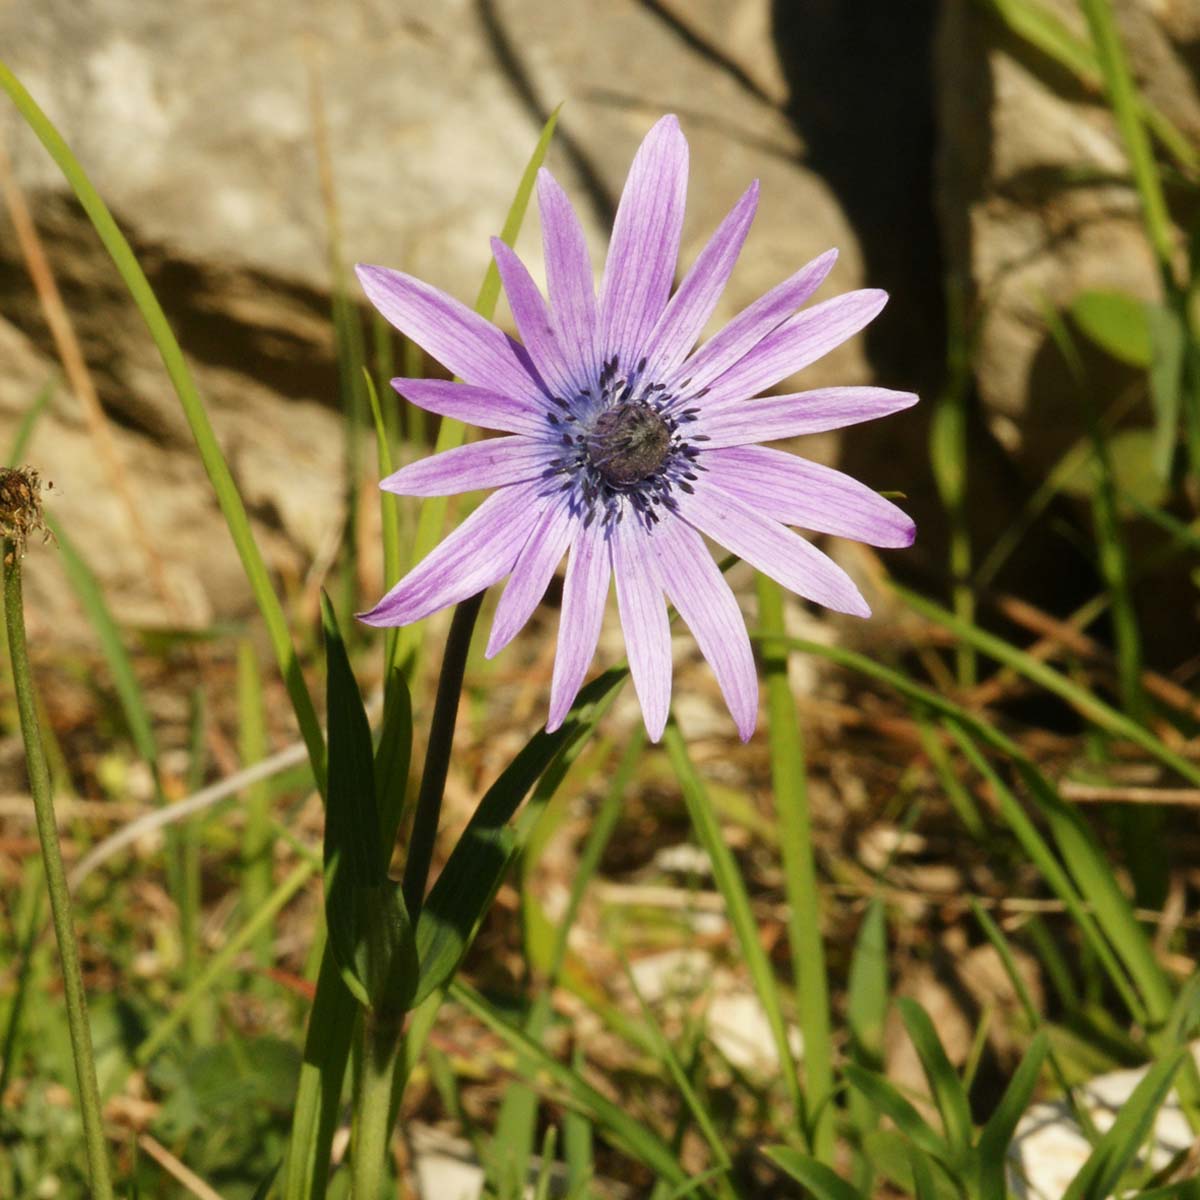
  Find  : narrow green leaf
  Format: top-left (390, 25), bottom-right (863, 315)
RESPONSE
top-left (1062, 1049), bottom-right (1186, 1200)
top-left (843, 1064), bottom-right (951, 1163)
top-left (1070, 290), bottom-right (1152, 367)
top-left (894, 586), bottom-right (1200, 790)
top-left (321, 593), bottom-right (416, 1011)
top-left (907, 1143), bottom-right (940, 1200)
top-left (975, 1032), bottom-right (1049, 1200)
top-left (48, 515), bottom-right (158, 772)
top-left (764, 1147), bottom-right (864, 1200)
top-left (374, 662), bottom-right (413, 851)
top-left (363, 368), bottom-right (401, 677)
top-left (896, 997), bottom-right (975, 1160)
top-left (412, 667), bottom-right (625, 1006)
top-left (662, 721), bottom-right (805, 1128)
top-left (450, 980), bottom-right (689, 1187)
top-left (5, 376), bottom-right (53, 467)
top-left (758, 576), bottom-right (834, 1160)
top-left (1078, 0), bottom-right (1175, 274)
top-left (846, 896), bottom-right (888, 1190)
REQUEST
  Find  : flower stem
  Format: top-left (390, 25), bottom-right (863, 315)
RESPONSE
top-left (400, 591), bottom-right (484, 918)
top-left (3, 542), bottom-right (114, 1200)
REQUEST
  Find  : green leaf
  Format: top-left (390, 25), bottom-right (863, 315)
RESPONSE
top-left (374, 661), bottom-right (413, 851)
top-left (896, 998), bottom-right (975, 1160)
top-left (321, 593), bottom-right (416, 1010)
top-left (6, 376), bottom-right (53, 467)
top-left (450, 980), bottom-right (688, 1187)
top-left (861, 1131), bottom-right (961, 1200)
top-left (1070, 290), bottom-right (1152, 367)
top-left (765, 1147), bottom-right (864, 1200)
top-left (975, 1032), bottom-right (1049, 1200)
top-left (663, 721), bottom-right (804, 1125)
top-left (843, 1064), bottom-right (951, 1163)
top-left (847, 899), bottom-right (888, 1071)
top-left (1062, 1049), bottom-right (1186, 1200)
top-left (412, 667), bottom-right (626, 1005)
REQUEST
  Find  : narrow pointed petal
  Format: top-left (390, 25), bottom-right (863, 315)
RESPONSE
top-left (598, 115), bottom-right (689, 366)
top-left (642, 181), bottom-right (759, 376)
top-left (357, 263), bottom-right (544, 400)
top-left (668, 248), bottom-right (838, 393)
top-left (390, 377), bottom-right (549, 436)
top-left (547, 516), bottom-right (610, 731)
top-left (652, 519), bottom-right (757, 741)
top-left (675, 481), bottom-right (870, 617)
top-left (612, 517), bottom-right (673, 741)
top-left (381, 437), bottom-right (553, 497)
top-left (358, 484), bottom-right (544, 626)
top-left (696, 386), bottom-right (918, 446)
top-left (490, 238), bottom-right (577, 398)
top-left (701, 288), bottom-right (888, 407)
top-left (537, 168), bottom-right (599, 385)
top-left (487, 500), bottom-right (577, 658)
top-left (700, 446), bottom-right (916, 547)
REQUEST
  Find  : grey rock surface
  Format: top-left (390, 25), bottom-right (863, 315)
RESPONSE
top-left (1, 0), bottom-right (935, 637)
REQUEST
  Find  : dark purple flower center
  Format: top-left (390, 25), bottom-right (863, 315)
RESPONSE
top-left (542, 354), bottom-right (710, 528)
top-left (586, 403), bottom-right (671, 485)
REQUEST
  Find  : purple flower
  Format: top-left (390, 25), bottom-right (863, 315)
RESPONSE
top-left (356, 115), bottom-right (916, 743)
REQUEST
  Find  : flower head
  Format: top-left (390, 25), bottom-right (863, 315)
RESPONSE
top-left (357, 115), bottom-right (917, 742)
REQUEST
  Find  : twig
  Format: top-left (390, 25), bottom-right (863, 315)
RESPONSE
top-left (67, 740), bottom-right (312, 891)
top-left (136, 1133), bottom-right (225, 1200)
top-left (1058, 782), bottom-right (1200, 806)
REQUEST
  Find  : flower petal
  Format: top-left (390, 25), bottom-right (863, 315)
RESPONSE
top-left (390, 377), bottom-right (549, 436)
top-left (612, 515), bottom-right (673, 741)
top-left (547, 515), bottom-right (610, 731)
top-left (537, 168), bottom-right (600, 386)
top-left (356, 263), bottom-right (544, 400)
top-left (599, 115), bottom-right (689, 368)
top-left (667, 248), bottom-right (838, 393)
top-left (695, 387), bottom-right (918, 447)
top-left (486, 499), bottom-right (577, 658)
top-left (650, 519), bottom-right (757, 741)
top-left (642, 181), bottom-right (759, 376)
top-left (700, 288), bottom-right (888, 407)
top-left (358, 483), bottom-right (544, 626)
top-left (699, 446), bottom-right (916, 547)
top-left (675, 481), bottom-right (870, 617)
top-left (381, 437), bottom-right (553, 497)
top-left (490, 238), bottom-right (577, 398)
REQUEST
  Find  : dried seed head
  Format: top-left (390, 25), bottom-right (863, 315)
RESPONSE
top-left (0, 467), bottom-right (54, 561)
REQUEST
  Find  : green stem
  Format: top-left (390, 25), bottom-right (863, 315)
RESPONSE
top-left (401, 591), bottom-right (484, 917)
top-left (3, 543), bottom-right (113, 1199)
top-left (352, 1011), bottom-right (405, 1199)
top-left (757, 578), bottom-right (835, 1162)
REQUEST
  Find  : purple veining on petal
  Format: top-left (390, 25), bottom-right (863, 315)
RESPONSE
top-left (356, 113), bottom-right (919, 741)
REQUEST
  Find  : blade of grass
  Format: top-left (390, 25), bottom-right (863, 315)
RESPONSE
top-left (364, 370), bottom-right (401, 678)
top-left (662, 721), bottom-right (806, 1132)
top-left (393, 106), bottom-right (561, 677)
top-left (894, 586), bottom-right (1200, 789)
top-left (974, 1031), bottom-right (1050, 1200)
top-left (758, 577), bottom-right (834, 1161)
top-left (5, 377), bottom-right (53, 468)
top-left (896, 997), bottom-right (975, 1162)
top-left (1062, 1048), bottom-right (1186, 1200)
top-left (0, 60), bottom-right (326, 789)
top-left (489, 734), bottom-right (639, 1193)
top-left (450, 979), bottom-right (691, 1189)
top-left (765, 1148), bottom-right (865, 1200)
top-left (238, 640), bottom-right (273, 971)
top-left (846, 896), bottom-right (888, 1192)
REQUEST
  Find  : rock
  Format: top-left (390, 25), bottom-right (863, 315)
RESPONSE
top-left (1008, 1044), bottom-right (1200, 1199)
top-left (935, 0), bottom-right (1200, 477)
top-left (0, 0), bottom-right (942, 638)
